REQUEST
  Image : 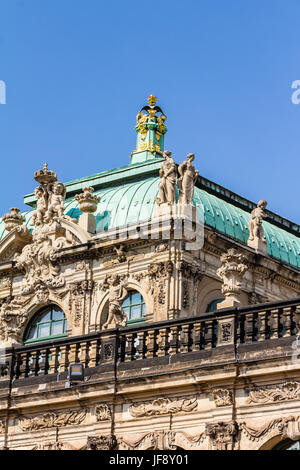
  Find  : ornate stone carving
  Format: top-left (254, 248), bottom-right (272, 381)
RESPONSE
top-left (248, 382), bottom-right (300, 404)
top-left (13, 164), bottom-right (78, 296)
top-left (240, 416), bottom-right (298, 442)
top-left (0, 296), bottom-right (31, 346)
top-left (129, 397), bottom-right (197, 417)
top-left (217, 319), bottom-right (235, 345)
top-left (0, 420), bottom-right (5, 434)
top-left (217, 248), bottom-right (248, 308)
top-left (248, 291), bottom-right (264, 305)
top-left (177, 153), bottom-right (199, 205)
top-left (119, 430), bottom-right (205, 451)
top-left (75, 187), bottom-right (100, 213)
top-left (179, 261), bottom-right (203, 281)
top-left (70, 280), bottom-right (94, 327)
top-left (86, 435), bottom-right (117, 450)
top-left (148, 261), bottom-right (173, 306)
top-left (212, 389), bottom-right (233, 407)
top-left (154, 151), bottom-right (177, 206)
top-left (154, 242), bottom-right (169, 253)
top-left (114, 244), bottom-right (126, 263)
top-left (206, 421), bottom-right (238, 450)
top-left (103, 274), bottom-right (128, 329)
top-left (19, 409), bottom-right (87, 431)
top-left (0, 277), bottom-right (11, 289)
top-left (95, 404), bottom-right (111, 421)
top-left (119, 431), bottom-right (177, 451)
top-left (33, 441), bottom-right (76, 450)
top-left (247, 200), bottom-right (267, 253)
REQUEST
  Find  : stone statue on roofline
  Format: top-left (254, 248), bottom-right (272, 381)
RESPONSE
top-left (247, 200), bottom-right (268, 254)
top-left (177, 153), bottom-right (199, 205)
top-left (154, 150), bottom-right (177, 206)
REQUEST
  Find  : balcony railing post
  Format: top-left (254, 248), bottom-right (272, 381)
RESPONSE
top-left (257, 311), bottom-right (267, 342)
top-left (168, 326), bottom-right (179, 356)
top-left (217, 315), bottom-right (235, 347)
top-left (146, 330), bottom-right (156, 359)
top-left (157, 328), bottom-right (168, 357)
top-left (100, 331), bottom-right (118, 365)
top-left (282, 307), bottom-right (292, 337)
top-left (270, 309), bottom-right (280, 338)
top-left (48, 347), bottom-right (58, 374)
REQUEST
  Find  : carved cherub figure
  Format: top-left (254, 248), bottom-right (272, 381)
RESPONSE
top-left (46, 182), bottom-right (66, 221)
top-left (248, 200), bottom-right (267, 241)
top-left (31, 186), bottom-right (47, 226)
top-left (103, 275), bottom-right (128, 329)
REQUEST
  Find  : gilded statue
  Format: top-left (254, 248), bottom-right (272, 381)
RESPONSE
top-left (248, 200), bottom-right (267, 242)
top-left (178, 153), bottom-right (199, 205)
top-left (154, 150), bottom-right (177, 205)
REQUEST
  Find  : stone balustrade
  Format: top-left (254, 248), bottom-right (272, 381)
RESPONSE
top-left (2, 297), bottom-right (300, 382)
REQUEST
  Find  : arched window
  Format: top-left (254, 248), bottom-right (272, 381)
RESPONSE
top-left (122, 291), bottom-right (146, 325)
top-left (206, 298), bottom-right (224, 312)
top-left (24, 305), bottom-right (68, 344)
top-left (272, 439), bottom-right (300, 450)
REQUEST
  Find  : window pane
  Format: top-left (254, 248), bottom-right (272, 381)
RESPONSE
top-left (39, 310), bottom-right (51, 322)
top-left (52, 308), bottom-right (65, 321)
top-left (141, 303), bottom-right (146, 316)
top-left (131, 293), bottom-right (140, 305)
top-left (131, 305), bottom-right (142, 319)
top-left (38, 324), bottom-right (51, 338)
top-left (122, 297), bottom-right (130, 307)
top-left (51, 321), bottom-right (64, 336)
top-left (27, 326), bottom-right (37, 340)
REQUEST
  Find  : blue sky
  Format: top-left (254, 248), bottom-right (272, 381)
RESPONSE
top-left (1, 0), bottom-right (300, 221)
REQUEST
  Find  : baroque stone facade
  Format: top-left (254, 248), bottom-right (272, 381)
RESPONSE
top-left (0, 96), bottom-right (299, 451)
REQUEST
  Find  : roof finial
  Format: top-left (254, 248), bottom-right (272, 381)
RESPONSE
top-left (130, 95), bottom-right (167, 164)
top-left (147, 94), bottom-right (157, 106)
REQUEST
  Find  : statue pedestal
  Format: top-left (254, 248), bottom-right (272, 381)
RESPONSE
top-left (217, 298), bottom-right (241, 310)
top-left (79, 213), bottom-right (96, 234)
top-left (247, 237), bottom-right (267, 255)
top-left (152, 203), bottom-right (197, 221)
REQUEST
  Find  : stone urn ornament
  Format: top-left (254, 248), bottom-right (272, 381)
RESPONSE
top-left (75, 187), bottom-right (100, 213)
top-left (75, 187), bottom-right (100, 234)
top-left (2, 208), bottom-right (26, 232)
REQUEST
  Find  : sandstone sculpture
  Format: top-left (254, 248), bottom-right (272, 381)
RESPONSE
top-left (177, 153), bottom-right (199, 205)
top-left (247, 200), bottom-right (268, 254)
top-left (103, 274), bottom-right (128, 329)
top-left (154, 150), bottom-right (177, 206)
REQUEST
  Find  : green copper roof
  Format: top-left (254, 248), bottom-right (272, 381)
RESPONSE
top-left (1, 158), bottom-right (300, 270)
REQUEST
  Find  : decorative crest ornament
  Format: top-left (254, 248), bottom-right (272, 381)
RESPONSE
top-left (147, 94), bottom-right (157, 106)
top-left (34, 162), bottom-right (57, 185)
